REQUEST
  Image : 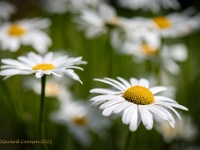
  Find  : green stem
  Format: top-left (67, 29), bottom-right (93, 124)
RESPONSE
top-left (39, 75), bottom-right (48, 150)
top-left (123, 130), bottom-right (132, 150)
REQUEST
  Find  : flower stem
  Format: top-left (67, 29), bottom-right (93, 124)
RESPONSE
top-left (39, 75), bottom-right (48, 150)
top-left (123, 130), bottom-right (132, 150)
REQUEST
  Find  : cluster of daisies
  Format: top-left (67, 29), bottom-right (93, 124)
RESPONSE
top-left (0, 0), bottom-right (198, 147)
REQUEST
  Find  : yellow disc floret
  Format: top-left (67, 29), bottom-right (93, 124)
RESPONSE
top-left (153, 16), bottom-right (171, 29)
top-left (107, 16), bottom-right (119, 26)
top-left (32, 64), bottom-right (55, 71)
top-left (8, 24), bottom-right (26, 36)
top-left (141, 44), bottom-right (158, 56)
top-left (72, 116), bottom-right (87, 126)
top-left (123, 86), bottom-right (154, 105)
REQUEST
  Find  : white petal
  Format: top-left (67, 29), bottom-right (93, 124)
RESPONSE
top-left (100, 99), bottom-right (124, 109)
top-left (117, 77), bottom-right (131, 88)
top-left (149, 86), bottom-right (167, 94)
top-left (91, 95), bottom-right (123, 102)
top-left (154, 96), bottom-right (177, 103)
top-left (113, 102), bottom-right (131, 114)
top-left (122, 104), bottom-right (135, 124)
top-left (94, 78), bottom-right (125, 91)
top-left (129, 105), bottom-right (140, 131)
top-left (90, 88), bottom-right (120, 95)
top-left (139, 105), bottom-right (153, 130)
top-left (102, 104), bottom-right (120, 116)
top-left (35, 71), bottom-right (44, 78)
top-left (139, 78), bottom-right (149, 88)
top-left (130, 78), bottom-right (138, 86)
top-left (104, 78), bottom-right (127, 90)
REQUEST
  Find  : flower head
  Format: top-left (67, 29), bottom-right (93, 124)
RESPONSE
top-left (0, 18), bottom-right (52, 53)
top-left (0, 51), bottom-right (87, 83)
top-left (75, 3), bottom-right (124, 38)
top-left (51, 100), bottom-right (111, 146)
top-left (90, 77), bottom-right (188, 132)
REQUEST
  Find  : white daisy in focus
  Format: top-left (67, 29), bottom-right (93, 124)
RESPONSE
top-left (0, 51), bottom-right (87, 83)
top-left (155, 114), bottom-right (198, 143)
top-left (0, 1), bottom-right (16, 21)
top-left (90, 77), bottom-right (188, 132)
top-left (75, 3), bottom-right (124, 38)
top-left (117, 0), bottom-right (180, 13)
top-left (149, 9), bottom-right (200, 38)
top-left (0, 18), bottom-right (52, 53)
top-left (51, 100), bottom-right (111, 146)
top-left (42, 0), bottom-right (104, 14)
top-left (160, 44), bottom-right (188, 75)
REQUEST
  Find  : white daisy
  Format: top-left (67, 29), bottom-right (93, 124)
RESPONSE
top-left (0, 51), bottom-right (87, 83)
top-left (90, 77), bottom-right (188, 132)
top-left (155, 114), bottom-right (198, 143)
top-left (24, 77), bottom-right (72, 98)
top-left (160, 44), bottom-right (188, 75)
top-left (0, 18), bottom-right (52, 53)
top-left (149, 9), bottom-right (200, 38)
top-left (0, 1), bottom-right (16, 21)
top-left (118, 0), bottom-right (180, 13)
top-left (75, 3), bottom-right (124, 38)
top-left (51, 100), bottom-right (111, 146)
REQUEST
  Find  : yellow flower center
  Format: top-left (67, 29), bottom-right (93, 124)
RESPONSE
top-left (32, 64), bottom-right (55, 71)
top-left (8, 24), bottom-right (26, 36)
top-left (72, 116), bottom-right (87, 126)
top-left (141, 44), bottom-right (158, 56)
top-left (107, 16), bottom-right (119, 26)
top-left (46, 83), bottom-right (59, 96)
top-left (153, 16), bottom-right (171, 29)
top-left (123, 86), bottom-right (154, 105)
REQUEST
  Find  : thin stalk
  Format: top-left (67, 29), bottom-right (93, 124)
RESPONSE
top-left (123, 130), bottom-right (132, 150)
top-left (39, 75), bottom-right (48, 150)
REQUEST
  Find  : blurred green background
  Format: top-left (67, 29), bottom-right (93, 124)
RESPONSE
top-left (1, 0), bottom-right (200, 150)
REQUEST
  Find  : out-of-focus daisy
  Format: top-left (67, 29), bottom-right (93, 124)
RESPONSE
top-left (119, 28), bottom-right (161, 60)
top-left (0, 51), bottom-right (87, 83)
top-left (149, 10), bottom-right (200, 38)
top-left (90, 77), bottom-right (188, 132)
top-left (160, 44), bottom-right (188, 75)
top-left (42, 0), bottom-right (104, 14)
top-left (0, 18), bottom-right (52, 53)
top-left (24, 77), bottom-right (72, 99)
top-left (0, 1), bottom-right (16, 21)
top-left (51, 100), bottom-right (110, 146)
top-left (155, 114), bottom-right (198, 143)
top-left (75, 3), bottom-right (124, 38)
top-left (117, 0), bottom-right (180, 13)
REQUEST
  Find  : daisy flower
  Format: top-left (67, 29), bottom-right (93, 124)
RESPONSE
top-left (155, 114), bottom-right (198, 143)
top-left (0, 51), bottom-right (87, 83)
top-left (51, 100), bottom-right (111, 146)
top-left (90, 77), bottom-right (188, 132)
top-left (75, 3), bottom-right (124, 38)
top-left (0, 18), bottom-right (52, 53)
top-left (117, 0), bottom-right (180, 13)
top-left (160, 44), bottom-right (188, 75)
top-left (149, 9), bottom-right (200, 38)
top-left (0, 1), bottom-right (16, 21)
top-left (24, 77), bottom-right (72, 98)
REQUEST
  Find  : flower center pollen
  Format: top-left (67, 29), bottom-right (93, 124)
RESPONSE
top-left (107, 16), bottom-right (119, 26)
top-left (32, 64), bottom-right (55, 71)
top-left (123, 86), bottom-right (154, 105)
top-left (8, 24), bottom-right (26, 36)
top-left (153, 16), bottom-right (171, 29)
top-left (72, 116), bottom-right (87, 126)
top-left (141, 44), bottom-right (158, 56)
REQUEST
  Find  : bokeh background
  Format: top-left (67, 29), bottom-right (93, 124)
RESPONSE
top-left (1, 0), bottom-right (200, 150)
